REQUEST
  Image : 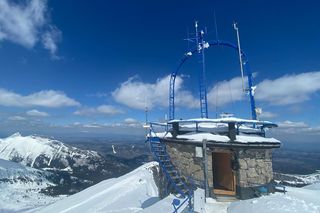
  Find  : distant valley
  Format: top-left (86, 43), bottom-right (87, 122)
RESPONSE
top-left (0, 133), bottom-right (319, 211)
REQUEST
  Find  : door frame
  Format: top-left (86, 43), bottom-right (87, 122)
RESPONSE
top-left (212, 150), bottom-right (236, 196)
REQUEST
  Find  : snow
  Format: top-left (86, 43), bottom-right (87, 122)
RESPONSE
top-left (18, 161), bottom-right (320, 213)
top-left (172, 132), bottom-right (278, 144)
top-left (0, 133), bottom-right (100, 169)
top-left (169, 117), bottom-right (275, 126)
top-left (276, 170), bottom-right (320, 186)
top-left (304, 183), bottom-right (320, 190)
top-left (204, 198), bottom-right (230, 213)
top-left (236, 135), bottom-right (280, 143)
top-left (0, 159), bottom-right (63, 212)
top-left (228, 185), bottom-right (320, 213)
top-left (141, 194), bottom-right (188, 213)
top-left (152, 132), bottom-right (172, 138)
top-left (112, 145), bottom-right (117, 154)
top-left (37, 162), bottom-right (160, 213)
top-left (177, 133), bottom-right (230, 142)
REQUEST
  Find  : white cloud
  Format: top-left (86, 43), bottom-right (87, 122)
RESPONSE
top-left (82, 124), bottom-right (102, 128)
top-left (112, 75), bottom-right (197, 110)
top-left (26, 109), bottom-right (49, 117)
top-left (258, 111), bottom-right (277, 119)
top-left (268, 120), bottom-right (320, 143)
top-left (8, 115), bottom-right (26, 121)
top-left (0, 0), bottom-right (61, 57)
top-left (273, 120), bottom-right (320, 136)
top-left (255, 71), bottom-right (320, 105)
top-left (124, 118), bottom-right (138, 124)
top-left (207, 76), bottom-right (246, 107)
top-left (207, 71), bottom-right (320, 107)
top-left (112, 71), bottom-right (320, 111)
top-left (74, 105), bottom-right (123, 116)
top-left (278, 120), bottom-right (309, 129)
top-left (42, 26), bottom-right (61, 59)
top-left (0, 89), bottom-right (80, 108)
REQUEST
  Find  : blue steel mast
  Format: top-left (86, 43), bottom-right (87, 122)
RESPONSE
top-left (195, 21), bottom-right (209, 119)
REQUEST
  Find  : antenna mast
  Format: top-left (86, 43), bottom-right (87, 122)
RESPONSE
top-left (145, 106), bottom-right (148, 125)
top-left (233, 22), bottom-right (245, 92)
top-left (196, 21), bottom-right (209, 119)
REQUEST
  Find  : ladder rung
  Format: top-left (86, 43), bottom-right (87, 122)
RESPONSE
top-left (176, 182), bottom-right (184, 187)
top-left (151, 144), bottom-right (161, 146)
top-left (171, 175), bottom-right (180, 180)
top-left (153, 148), bottom-right (165, 151)
top-left (167, 171), bottom-right (177, 175)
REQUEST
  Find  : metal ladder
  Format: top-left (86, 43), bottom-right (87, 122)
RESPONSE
top-left (148, 136), bottom-right (194, 212)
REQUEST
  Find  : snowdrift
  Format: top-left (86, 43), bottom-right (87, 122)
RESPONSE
top-left (228, 184), bottom-right (320, 212)
top-left (38, 162), bottom-right (159, 213)
top-left (0, 159), bottom-right (62, 212)
top-left (16, 160), bottom-right (318, 213)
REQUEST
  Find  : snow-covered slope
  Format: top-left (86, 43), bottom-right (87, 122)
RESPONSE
top-left (0, 133), bottom-right (141, 196)
top-left (0, 159), bottom-right (63, 212)
top-left (36, 161), bottom-right (320, 213)
top-left (274, 170), bottom-right (320, 187)
top-left (0, 133), bottom-right (100, 170)
top-left (37, 162), bottom-right (159, 213)
top-left (228, 184), bottom-right (320, 213)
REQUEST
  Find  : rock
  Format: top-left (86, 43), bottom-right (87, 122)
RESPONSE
top-left (239, 159), bottom-right (247, 169)
top-left (247, 168), bottom-right (258, 178)
top-left (247, 159), bottom-right (256, 168)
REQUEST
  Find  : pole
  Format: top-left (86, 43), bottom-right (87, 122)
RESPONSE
top-left (233, 22), bottom-right (245, 92)
top-left (195, 21), bottom-right (208, 118)
top-left (203, 139), bottom-right (209, 199)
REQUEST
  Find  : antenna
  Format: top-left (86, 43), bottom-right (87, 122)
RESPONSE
top-left (187, 27), bottom-right (190, 50)
top-left (195, 21), bottom-right (199, 53)
top-left (213, 9), bottom-right (219, 40)
top-left (145, 106), bottom-right (148, 124)
top-left (195, 21), bottom-right (209, 118)
top-left (233, 21), bottom-right (245, 92)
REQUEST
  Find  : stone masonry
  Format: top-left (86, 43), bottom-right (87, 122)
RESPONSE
top-left (166, 142), bottom-right (211, 187)
top-left (237, 149), bottom-right (273, 187)
top-left (166, 142), bottom-right (275, 196)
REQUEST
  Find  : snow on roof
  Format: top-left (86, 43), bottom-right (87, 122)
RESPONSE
top-left (180, 123), bottom-right (261, 134)
top-left (153, 132), bottom-right (280, 144)
top-left (169, 117), bottom-right (276, 126)
top-left (235, 135), bottom-right (280, 143)
top-left (177, 133), bottom-right (230, 143)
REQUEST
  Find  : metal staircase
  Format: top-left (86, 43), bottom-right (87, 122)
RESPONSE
top-left (148, 136), bottom-right (194, 212)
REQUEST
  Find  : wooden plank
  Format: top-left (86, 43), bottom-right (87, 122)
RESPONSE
top-left (213, 189), bottom-right (236, 196)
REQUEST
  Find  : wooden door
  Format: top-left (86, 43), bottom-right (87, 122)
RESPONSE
top-left (212, 152), bottom-right (236, 195)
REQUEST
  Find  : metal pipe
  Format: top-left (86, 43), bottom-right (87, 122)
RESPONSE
top-left (233, 22), bottom-right (245, 92)
top-left (203, 139), bottom-right (209, 199)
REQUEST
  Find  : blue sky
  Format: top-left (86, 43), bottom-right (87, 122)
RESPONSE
top-left (0, 0), bottom-right (319, 140)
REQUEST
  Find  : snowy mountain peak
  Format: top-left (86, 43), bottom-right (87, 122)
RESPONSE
top-left (8, 132), bottom-right (22, 138)
top-left (0, 133), bottom-right (100, 170)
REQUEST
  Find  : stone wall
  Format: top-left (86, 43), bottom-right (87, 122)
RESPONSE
top-left (166, 142), bottom-right (210, 187)
top-left (165, 142), bottom-right (275, 198)
top-left (237, 149), bottom-right (273, 187)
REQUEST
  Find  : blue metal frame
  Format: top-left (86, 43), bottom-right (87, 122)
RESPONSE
top-left (169, 40), bottom-right (257, 121)
top-left (198, 31), bottom-right (209, 119)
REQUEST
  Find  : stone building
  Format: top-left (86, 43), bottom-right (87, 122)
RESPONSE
top-left (156, 118), bottom-right (281, 200)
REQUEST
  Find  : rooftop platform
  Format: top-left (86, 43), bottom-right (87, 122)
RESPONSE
top-left (147, 117), bottom-right (281, 149)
